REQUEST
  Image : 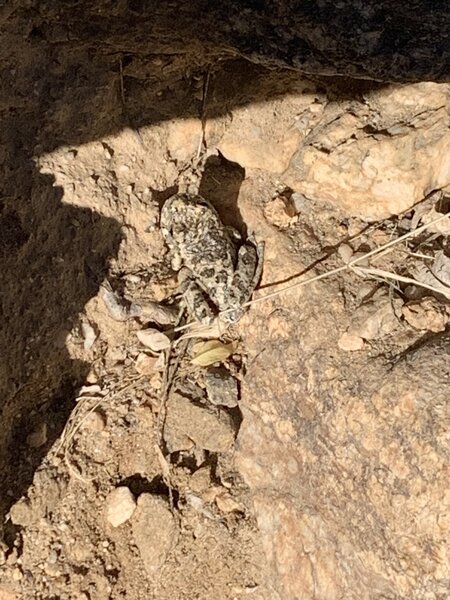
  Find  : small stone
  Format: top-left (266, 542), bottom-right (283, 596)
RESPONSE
top-left (105, 487), bottom-right (136, 528)
top-left (81, 321), bottom-right (97, 351)
top-left (11, 568), bottom-right (22, 581)
top-left (26, 422), bottom-right (47, 448)
top-left (78, 384), bottom-right (102, 396)
top-left (134, 353), bottom-right (157, 375)
top-left (402, 297), bottom-right (449, 332)
top-left (338, 332), bottom-right (364, 352)
top-left (204, 368), bottom-right (239, 408)
top-left (289, 192), bottom-right (309, 214)
top-left (189, 466), bottom-right (212, 493)
top-left (132, 494), bottom-right (178, 577)
top-left (9, 498), bottom-right (33, 526)
top-left (338, 243), bottom-right (354, 264)
top-left (136, 328), bottom-right (170, 352)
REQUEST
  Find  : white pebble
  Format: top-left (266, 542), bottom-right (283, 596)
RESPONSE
top-left (105, 487), bottom-right (136, 528)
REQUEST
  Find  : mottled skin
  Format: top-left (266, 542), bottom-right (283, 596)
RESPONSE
top-left (160, 193), bottom-right (264, 323)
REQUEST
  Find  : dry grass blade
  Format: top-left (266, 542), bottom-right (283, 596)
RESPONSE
top-left (242, 211), bottom-right (450, 310)
top-left (58, 376), bottom-right (144, 483)
top-left (353, 266), bottom-right (450, 300)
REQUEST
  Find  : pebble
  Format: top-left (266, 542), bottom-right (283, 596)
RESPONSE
top-left (134, 353), bottom-right (157, 375)
top-left (132, 494), bottom-right (178, 577)
top-left (9, 498), bottom-right (33, 526)
top-left (105, 487), bottom-right (136, 527)
top-left (136, 328), bottom-right (171, 352)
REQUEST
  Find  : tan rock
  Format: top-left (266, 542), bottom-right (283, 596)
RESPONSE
top-left (263, 197), bottom-right (295, 229)
top-left (347, 294), bottom-right (403, 340)
top-left (105, 487), bottom-right (136, 528)
top-left (215, 493), bottom-right (242, 514)
top-left (284, 82), bottom-right (450, 220)
top-left (166, 118), bottom-right (202, 163)
top-left (134, 352), bottom-right (158, 375)
top-left (206, 83), bottom-right (324, 174)
top-left (9, 498), bottom-right (33, 527)
top-left (81, 411), bottom-right (106, 432)
top-left (402, 297), bottom-right (449, 332)
top-left (0, 589), bottom-right (18, 600)
top-left (131, 494), bottom-right (178, 577)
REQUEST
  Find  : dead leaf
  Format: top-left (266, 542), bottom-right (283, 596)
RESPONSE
top-left (136, 328), bottom-right (171, 351)
top-left (413, 251), bottom-right (450, 299)
top-left (191, 340), bottom-right (235, 367)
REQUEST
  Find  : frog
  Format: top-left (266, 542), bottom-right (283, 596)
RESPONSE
top-left (160, 193), bottom-right (264, 324)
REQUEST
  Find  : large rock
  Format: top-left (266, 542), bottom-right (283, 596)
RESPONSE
top-left (234, 181), bottom-right (449, 600)
top-left (208, 78), bottom-right (450, 221)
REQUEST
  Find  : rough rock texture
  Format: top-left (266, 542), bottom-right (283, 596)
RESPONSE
top-left (235, 181), bottom-right (450, 600)
top-left (209, 80), bottom-right (450, 220)
top-left (131, 494), bottom-right (178, 578)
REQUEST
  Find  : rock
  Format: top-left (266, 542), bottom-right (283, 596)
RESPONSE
top-left (81, 411), bottom-right (106, 433)
top-left (26, 422), bottom-right (47, 448)
top-left (402, 297), bottom-right (449, 332)
top-left (208, 82), bottom-right (323, 174)
top-left (166, 118), bottom-right (202, 163)
top-left (134, 352), bottom-right (158, 375)
top-left (338, 332), bottom-right (364, 352)
top-left (81, 320), bottom-right (97, 351)
top-left (0, 589), bottom-right (18, 600)
top-left (105, 487), bottom-right (136, 528)
top-left (189, 466), bottom-right (212, 494)
top-left (164, 392), bottom-right (237, 453)
top-left (204, 367), bottom-right (239, 408)
top-left (9, 498), bottom-right (33, 526)
top-left (284, 83), bottom-right (450, 220)
top-left (215, 493), bottom-right (242, 514)
top-left (347, 294), bottom-right (403, 340)
top-left (131, 494), bottom-right (178, 577)
top-left (263, 197), bottom-right (296, 229)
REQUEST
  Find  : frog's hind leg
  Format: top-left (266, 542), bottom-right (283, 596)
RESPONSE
top-left (223, 239), bottom-right (265, 323)
top-left (178, 267), bottom-right (215, 324)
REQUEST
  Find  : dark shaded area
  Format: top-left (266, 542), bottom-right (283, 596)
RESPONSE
top-left (120, 474), bottom-right (180, 507)
top-left (0, 0), bottom-right (448, 531)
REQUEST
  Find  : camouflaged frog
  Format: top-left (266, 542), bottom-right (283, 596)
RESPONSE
top-left (160, 193), bottom-right (264, 324)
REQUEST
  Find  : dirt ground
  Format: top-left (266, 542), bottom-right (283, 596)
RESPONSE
top-left (0, 25), bottom-right (449, 600)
